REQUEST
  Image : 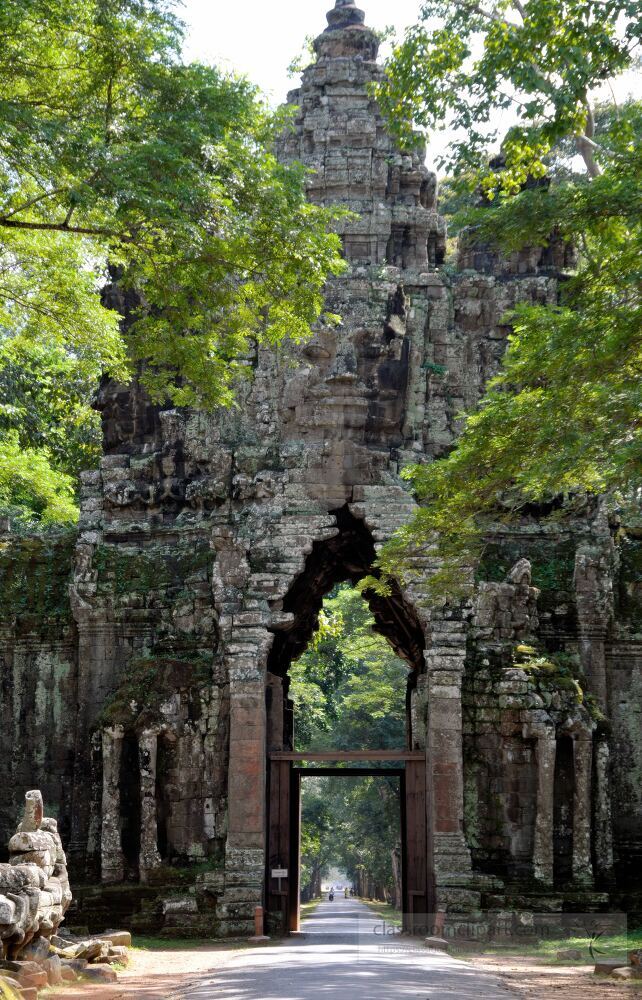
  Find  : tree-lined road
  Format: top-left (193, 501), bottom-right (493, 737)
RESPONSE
top-left (177, 897), bottom-right (514, 999)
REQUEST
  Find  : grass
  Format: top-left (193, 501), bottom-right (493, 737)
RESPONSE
top-left (360, 898), bottom-right (402, 928)
top-left (300, 897), bottom-right (323, 920)
top-left (457, 925), bottom-right (642, 966)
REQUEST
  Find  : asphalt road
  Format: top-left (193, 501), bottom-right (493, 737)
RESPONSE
top-left (177, 896), bottom-right (514, 999)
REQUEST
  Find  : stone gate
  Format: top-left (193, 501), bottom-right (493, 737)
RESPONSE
top-left (1, 0), bottom-right (641, 937)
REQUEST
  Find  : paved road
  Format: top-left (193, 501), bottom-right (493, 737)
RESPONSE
top-left (177, 897), bottom-right (514, 999)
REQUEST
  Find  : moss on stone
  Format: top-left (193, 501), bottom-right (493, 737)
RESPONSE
top-left (616, 536), bottom-right (642, 632)
top-left (477, 540), bottom-right (576, 594)
top-left (463, 762), bottom-right (481, 849)
top-left (512, 645), bottom-right (587, 708)
top-left (93, 540), bottom-right (211, 598)
top-left (0, 529), bottom-right (76, 625)
top-left (99, 653), bottom-right (212, 729)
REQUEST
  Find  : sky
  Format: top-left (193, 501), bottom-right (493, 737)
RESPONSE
top-left (181, 0), bottom-right (420, 102)
top-left (180, 0), bottom-right (639, 171)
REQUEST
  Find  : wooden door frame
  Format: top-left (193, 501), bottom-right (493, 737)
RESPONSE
top-left (266, 751), bottom-right (433, 936)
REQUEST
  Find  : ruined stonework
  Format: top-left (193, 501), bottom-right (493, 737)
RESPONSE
top-left (0, 791), bottom-right (72, 958)
top-left (0, 1), bottom-right (641, 936)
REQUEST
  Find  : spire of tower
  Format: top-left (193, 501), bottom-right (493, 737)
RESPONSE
top-left (326, 0), bottom-right (367, 31)
top-left (315, 0), bottom-right (378, 60)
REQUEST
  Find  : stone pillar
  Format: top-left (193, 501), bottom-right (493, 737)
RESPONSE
top-left (574, 529), bottom-right (614, 712)
top-left (86, 731), bottom-right (104, 881)
top-left (224, 624), bottom-right (272, 933)
top-left (101, 726), bottom-right (125, 884)
top-left (139, 728), bottom-right (162, 882)
top-left (69, 618), bottom-right (118, 873)
top-left (266, 672), bottom-right (285, 751)
top-left (593, 737), bottom-right (615, 886)
top-left (426, 620), bottom-right (476, 911)
top-left (411, 674), bottom-right (428, 751)
top-left (572, 732), bottom-right (594, 885)
top-left (526, 722), bottom-right (556, 885)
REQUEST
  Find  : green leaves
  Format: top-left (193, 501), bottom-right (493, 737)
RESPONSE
top-left (0, 0), bottom-right (346, 525)
top-left (0, 0), bottom-right (345, 413)
top-left (0, 432), bottom-right (78, 526)
top-left (290, 584), bottom-right (408, 751)
top-left (376, 109), bottom-right (642, 602)
top-left (377, 1), bottom-right (641, 187)
top-left (369, 4), bottom-right (642, 602)
top-left (0, 335), bottom-right (102, 480)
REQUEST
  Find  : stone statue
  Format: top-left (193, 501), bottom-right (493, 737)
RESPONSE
top-left (0, 791), bottom-right (72, 959)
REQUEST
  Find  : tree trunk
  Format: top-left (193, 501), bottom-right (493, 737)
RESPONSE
top-left (391, 845), bottom-right (402, 910)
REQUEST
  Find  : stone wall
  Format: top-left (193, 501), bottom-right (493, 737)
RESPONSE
top-left (0, 530), bottom-right (78, 857)
top-left (609, 527), bottom-right (642, 889)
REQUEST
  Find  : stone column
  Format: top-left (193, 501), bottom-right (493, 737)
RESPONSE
top-left (574, 530), bottom-right (614, 713)
top-left (526, 722), bottom-right (556, 885)
top-left (101, 726), bottom-right (125, 884)
top-left (266, 672), bottom-right (285, 751)
top-left (70, 619), bottom-right (118, 873)
top-left (411, 674), bottom-right (428, 751)
top-left (593, 737), bottom-right (615, 886)
top-left (86, 731), bottom-right (104, 881)
top-left (426, 619), bottom-right (476, 912)
top-left (572, 732), bottom-right (594, 886)
top-left (139, 728), bottom-right (162, 882)
top-left (224, 624), bottom-right (272, 933)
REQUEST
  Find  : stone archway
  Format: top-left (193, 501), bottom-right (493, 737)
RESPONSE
top-left (220, 492), bottom-right (476, 937)
top-left (261, 506), bottom-right (433, 934)
top-left (265, 505), bottom-right (426, 755)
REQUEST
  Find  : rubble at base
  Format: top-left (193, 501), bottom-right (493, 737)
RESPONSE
top-left (0, 791), bottom-right (131, 996)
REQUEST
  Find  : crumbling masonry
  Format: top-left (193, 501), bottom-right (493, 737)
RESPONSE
top-left (1, 0), bottom-right (641, 936)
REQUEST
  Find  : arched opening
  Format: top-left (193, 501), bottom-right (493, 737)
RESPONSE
top-left (265, 506), bottom-right (431, 935)
top-left (155, 732), bottom-right (173, 863)
top-left (119, 730), bottom-right (141, 880)
top-left (266, 506), bottom-right (425, 752)
top-left (554, 735), bottom-right (575, 886)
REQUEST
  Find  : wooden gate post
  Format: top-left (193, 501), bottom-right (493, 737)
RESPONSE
top-left (404, 757), bottom-right (431, 933)
top-left (266, 758), bottom-right (292, 935)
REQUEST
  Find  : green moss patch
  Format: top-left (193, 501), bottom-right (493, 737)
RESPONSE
top-left (93, 540), bottom-right (211, 599)
top-left (99, 654), bottom-right (211, 728)
top-left (477, 540), bottom-right (576, 594)
top-left (0, 529), bottom-right (76, 625)
top-left (617, 536), bottom-right (642, 632)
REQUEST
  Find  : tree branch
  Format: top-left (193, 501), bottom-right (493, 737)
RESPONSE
top-left (0, 218), bottom-right (114, 238)
top-left (1, 188), bottom-right (67, 221)
top-left (576, 100), bottom-right (602, 178)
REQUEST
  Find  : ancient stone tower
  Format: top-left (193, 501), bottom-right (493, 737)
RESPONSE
top-left (0, 0), bottom-right (640, 936)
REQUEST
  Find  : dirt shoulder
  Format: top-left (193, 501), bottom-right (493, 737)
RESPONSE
top-left (467, 953), bottom-right (641, 999)
top-left (45, 940), bottom-right (642, 1000)
top-left (44, 940), bottom-right (251, 999)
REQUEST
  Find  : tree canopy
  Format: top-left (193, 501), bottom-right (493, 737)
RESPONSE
top-left (300, 775), bottom-right (401, 905)
top-left (291, 584), bottom-right (407, 902)
top-left (290, 584), bottom-right (408, 751)
top-left (369, 1), bottom-right (642, 600)
top-left (376, 0), bottom-right (641, 188)
top-left (0, 0), bottom-right (344, 525)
